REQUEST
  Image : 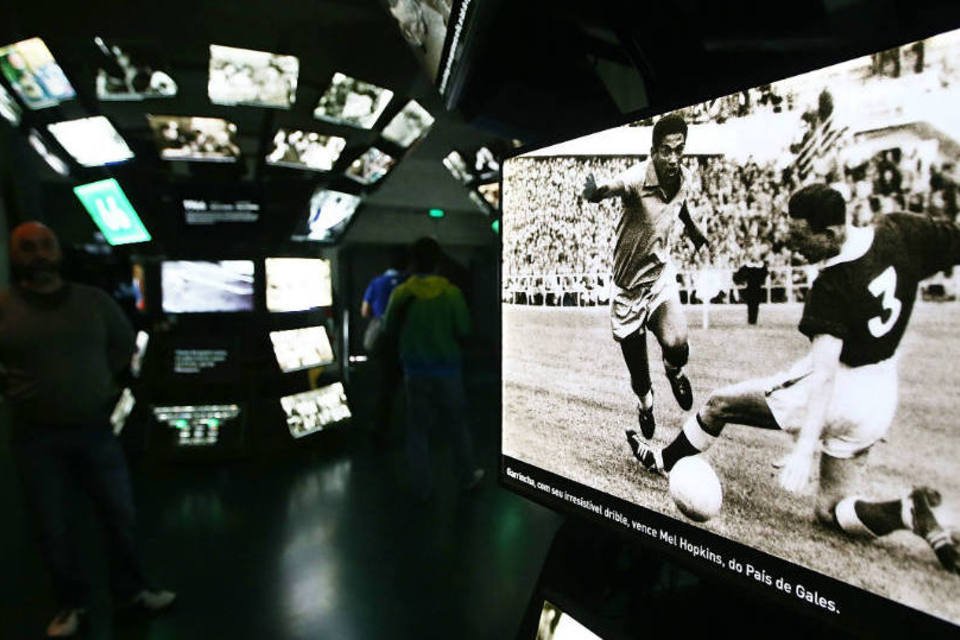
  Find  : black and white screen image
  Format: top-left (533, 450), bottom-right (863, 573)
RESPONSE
top-left (345, 147), bottom-right (397, 185)
top-left (280, 382), bottom-right (351, 439)
top-left (536, 601), bottom-right (603, 640)
top-left (47, 116), bottom-right (133, 167)
top-left (266, 129), bottom-right (346, 172)
top-left (28, 130), bottom-right (70, 176)
top-left (153, 404), bottom-right (241, 447)
top-left (503, 29), bottom-right (960, 632)
top-left (161, 260), bottom-right (254, 313)
top-left (148, 115), bottom-right (240, 162)
top-left (269, 326), bottom-right (335, 373)
top-left (385, 0), bottom-right (453, 82)
top-left (443, 146), bottom-right (500, 186)
top-left (208, 44), bottom-right (298, 109)
top-left (94, 37), bottom-right (177, 101)
top-left (0, 83), bottom-right (21, 125)
top-left (314, 72), bottom-right (394, 129)
top-left (478, 182), bottom-right (500, 211)
top-left (382, 100), bottom-right (434, 148)
top-left (298, 189), bottom-right (362, 242)
top-left (265, 258), bottom-right (333, 312)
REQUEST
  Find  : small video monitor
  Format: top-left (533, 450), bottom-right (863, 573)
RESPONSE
top-left (265, 258), bottom-right (332, 312)
top-left (295, 189), bottom-right (362, 243)
top-left (314, 72), bottom-right (394, 129)
top-left (345, 147), bottom-right (397, 185)
top-left (47, 116), bottom-right (134, 167)
top-left (152, 404), bottom-right (242, 447)
top-left (94, 37), bottom-right (177, 101)
top-left (161, 260), bottom-right (255, 313)
top-left (208, 44), bottom-right (298, 108)
top-left (266, 129), bottom-right (346, 172)
top-left (269, 326), bottom-right (335, 373)
top-left (382, 100), bottom-right (434, 148)
top-left (147, 115), bottom-right (241, 162)
top-left (0, 37), bottom-right (75, 109)
top-left (280, 382), bottom-right (351, 439)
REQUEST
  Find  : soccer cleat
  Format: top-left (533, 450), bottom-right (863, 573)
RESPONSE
top-left (666, 369), bottom-right (694, 411)
top-left (637, 403), bottom-right (656, 439)
top-left (626, 430), bottom-right (666, 476)
top-left (909, 487), bottom-right (960, 574)
top-left (46, 608), bottom-right (85, 638)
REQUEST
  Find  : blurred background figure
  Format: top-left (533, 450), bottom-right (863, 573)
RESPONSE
top-left (733, 246), bottom-right (769, 326)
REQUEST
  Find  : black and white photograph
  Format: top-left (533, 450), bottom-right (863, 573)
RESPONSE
top-left (443, 145), bottom-right (500, 186)
top-left (265, 257), bottom-right (333, 312)
top-left (385, 0), bottom-right (453, 82)
top-left (313, 72), bottom-right (394, 129)
top-left (269, 326), bottom-right (336, 373)
top-left (93, 37), bottom-right (177, 101)
top-left (208, 44), bottom-right (298, 109)
top-left (300, 188), bottom-right (362, 242)
top-left (503, 28), bottom-right (960, 628)
top-left (147, 115), bottom-right (241, 162)
top-left (381, 99), bottom-right (434, 148)
top-left (0, 83), bottom-right (21, 125)
top-left (161, 260), bottom-right (255, 313)
top-left (477, 181), bottom-right (500, 211)
top-left (46, 116), bottom-right (134, 167)
top-left (280, 382), bottom-right (351, 439)
top-left (0, 37), bottom-right (75, 110)
top-left (536, 601), bottom-right (602, 640)
top-left (265, 129), bottom-right (346, 172)
top-left (345, 147), bottom-right (397, 185)
top-left (27, 130), bottom-right (70, 176)
top-left (153, 405), bottom-right (241, 448)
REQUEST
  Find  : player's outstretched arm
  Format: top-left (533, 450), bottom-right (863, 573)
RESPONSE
top-left (897, 214), bottom-right (960, 278)
top-left (678, 202), bottom-right (708, 251)
top-left (779, 334), bottom-right (843, 494)
top-left (581, 172), bottom-right (626, 203)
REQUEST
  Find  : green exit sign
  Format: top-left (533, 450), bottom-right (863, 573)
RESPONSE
top-left (73, 178), bottom-right (152, 246)
top-left (429, 208), bottom-right (445, 218)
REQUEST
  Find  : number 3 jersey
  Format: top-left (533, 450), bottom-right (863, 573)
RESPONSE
top-left (799, 213), bottom-right (960, 367)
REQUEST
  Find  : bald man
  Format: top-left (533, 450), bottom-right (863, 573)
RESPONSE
top-left (0, 223), bottom-right (174, 638)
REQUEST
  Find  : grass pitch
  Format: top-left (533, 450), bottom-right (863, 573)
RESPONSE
top-left (503, 302), bottom-right (960, 625)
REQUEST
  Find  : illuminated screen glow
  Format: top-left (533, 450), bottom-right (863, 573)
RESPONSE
top-left (73, 179), bottom-right (152, 245)
top-left (280, 382), bottom-right (351, 439)
top-left (382, 100), bottom-right (434, 148)
top-left (346, 147), bottom-right (397, 185)
top-left (314, 72), bottom-right (394, 129)
top-left (48, 116), bottom-right (133, 167)
top-left (266, 129), bottom-right (346, 172)
top-left (161, 260), bottom-right (254, 313)
top-left (147, 115), bottom-right (240, 162)
top-left (0, 37), bottom-right (75, 109)
top-left (269, 326), bottom-right (335, 373)
top-left (265, 258), bottom-right (333, 312)
top-left (208, 44), bottom-right (298, 108)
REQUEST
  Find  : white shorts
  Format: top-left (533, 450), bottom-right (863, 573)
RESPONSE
top-left (610, 262), bottom-right (680, 342)
top-left (764, 355), bottom-right (899, 459)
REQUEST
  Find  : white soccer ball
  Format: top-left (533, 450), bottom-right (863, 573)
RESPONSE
top-left (669, 456), bottom-right (723, 522)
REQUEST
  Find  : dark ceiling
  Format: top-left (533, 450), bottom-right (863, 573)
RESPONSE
top-left (2, 0), bottom-right (960, 254)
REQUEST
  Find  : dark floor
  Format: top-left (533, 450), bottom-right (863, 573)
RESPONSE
top-left (0, 365), bottom-right (563, 639)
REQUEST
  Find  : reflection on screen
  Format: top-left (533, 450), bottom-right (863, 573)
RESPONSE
top-left (269, 326), bottom-right (335, 373)
top-left (265, 258), bottom-right (333, 312)
top-left (0, 37), bottom-right (75, 110)
top-left (382, 100), bottom-right (435, 148)
top-left (314, 72), bottom-right (394, 129)
top-left (153, 404), bottom-right (241, 447)
top-left (161, 261), bottom-right (254, 313)
top-left (266, 129), bottom-right (345, 171)
top-left (47, 116), bottom-right (133, 167)
top-left (208, 44), bottom-right (298, 108)
top-left (280, 382), bottom-right (351, 439)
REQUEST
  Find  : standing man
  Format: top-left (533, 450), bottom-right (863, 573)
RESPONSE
top-left (630, 185), bottom-right (960, 574)
top-left (361, 249), bottom-right (407, 444)
top-left (382, 237), bottom-right (483, 500)
top-left (581, 114), bottom-right (709, 441)
top-left (733, 247), bottom-right (769, 326)
top-left (1, 222), bottom-right (174, 638)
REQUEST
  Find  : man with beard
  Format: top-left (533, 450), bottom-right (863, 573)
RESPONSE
top-left (0, 222), bottom-right (174, 638)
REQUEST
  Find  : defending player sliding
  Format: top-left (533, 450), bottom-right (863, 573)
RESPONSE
top-left (631, 183), bottom-right (960, 575)
top-left (580, 114), bottom-right (708, 442)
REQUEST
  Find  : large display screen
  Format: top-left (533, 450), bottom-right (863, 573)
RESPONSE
top-left (48, 117), bottom-right (134, 167)
top-left (269, 326), bottom-right (335, 373)
top-left (314, 72), bottom-right (394, 129)
top-left (161, 260), bottom-right (255, 313)
top-left (73, 179), bottom-right (152, 246)
top-left (381, 100), bottom-right (434, 148)
top-left (265, 258), bottom-right (332, 312)
top-left (265, 129), bottom-right (346, 172)
top-left (280, 382), bottom-right (351, 439)
top-left (295, 188), bottom-right (362, 243)
top-left (208, 44), bottom-right (298, 108)
top-left (94, 37), bottom-right (177, 101)
top-left (501, 29), bottom-right (960, 636)
top-left (147, 115), bottom-right (240, 162)
top-left (346, 147), bottom-right (397, 185)
top-left (0, 37), bottom-right (75, 109)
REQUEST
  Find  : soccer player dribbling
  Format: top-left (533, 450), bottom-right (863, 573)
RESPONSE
top-left (581, 114), bottom-right (709, 442)
top-left (632, 183), bottom-right (960, 574)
